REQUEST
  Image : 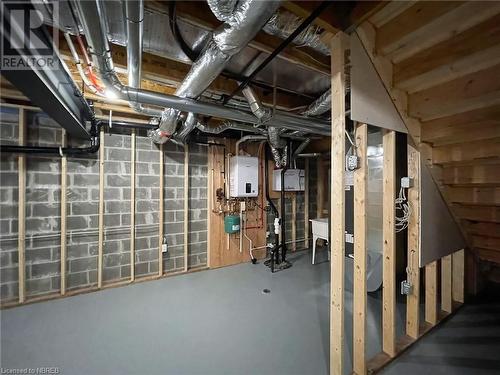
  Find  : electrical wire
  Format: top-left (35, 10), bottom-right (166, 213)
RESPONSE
top-left (395, 186), bottom-right (411, 233)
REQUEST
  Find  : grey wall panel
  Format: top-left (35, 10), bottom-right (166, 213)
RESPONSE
top-left (420, 163), bottom-right (466, 266)
top-left (350, 34), bottom-right (408, 134)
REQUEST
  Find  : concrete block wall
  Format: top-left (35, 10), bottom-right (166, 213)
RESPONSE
top-left (0, 107), bottom-right (208, 303)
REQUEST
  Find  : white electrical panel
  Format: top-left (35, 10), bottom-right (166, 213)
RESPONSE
top-left (229, 156), bottom-right (259, 197)
top-left (272, 169), bottom-right (305, 191)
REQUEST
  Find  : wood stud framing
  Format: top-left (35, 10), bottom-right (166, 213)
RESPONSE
top-left (291, 194), bottom-right (297, 251)
top-left (60, 129), bottom-right (67, 295)
top-left (184, 145), bottom-right (189, 272)
top-left (382, 130), bottom-right (396, 357)
top-left (17, 108), bottom-right (26, 303)
top-left (425, 261), bottom-right (438, 325)
top-left (98, 127), bottom-right (105, 288)
top-left (158, 144), bottom-right (164, 276)
top-left (441, 255), bottom-right (453, 313)
top-left (330, 31), bottom-right (348, 375)
top-left (406, 142), bottom-right (420, 339)
top-left (353, 123), bottom-right (368, 375)
top-left (452, 249), bottom-right (465, 303)
top-left (130, 129), bottom-right (136, 282)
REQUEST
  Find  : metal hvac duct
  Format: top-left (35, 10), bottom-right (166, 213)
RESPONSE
top-left (207, 1), bottom-right (329, 55)
top-left (153, 0), bottom-right (280, 143)
top-left (74, 0), bottom-right (330, 137)
top-left (302, 88), bottom-right (331, 117)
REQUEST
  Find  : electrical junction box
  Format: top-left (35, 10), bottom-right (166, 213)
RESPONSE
top-left (229, 156), bottom-right (259, 197)
top-left (272, 169), bottom-right (305, 191)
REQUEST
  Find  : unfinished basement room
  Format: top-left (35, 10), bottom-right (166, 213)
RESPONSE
top-left (1, 1), bottom-right (500, 374)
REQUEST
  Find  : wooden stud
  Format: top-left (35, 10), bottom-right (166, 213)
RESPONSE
top-left (406, 142), bottom-right (420, 339)
top-left (130, 129), bottom-right (136, 282)
top-left (98, 127), bottom-right (104, 288)
top-left (330, 32), bottom-right (348, 375)
top-left (441, 255), bottom-right (453, 313)
top-left (353, 123), bottom-right (368, 375)
top-left (60, 129), bottom-right (67, 295)
top-left (382, 130), bottom-right (396, 357)
top-left (291, 194), bottom-right (297, 251)
top-left (452, 249), bottom-right (465, 303)
top-left (317, 158), bottom-right (325, 218)
top-left (304, 158), bottom-right (310, 248)
top-left (425, 261), bottom-right (438, 325)
top-left (17, 109), bottom-right (26, 303)
top-left (158, 144), bottom-right (164, 276)
top-left (184, 144), bottom-right (189, 272)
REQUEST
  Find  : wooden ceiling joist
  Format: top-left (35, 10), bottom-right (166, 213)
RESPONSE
top-left (393, 13), bottom-right (500, 93)
top-left (381, 1), bottom-right (500, 63)
top-left (408, 63), bottom-right (500, 121)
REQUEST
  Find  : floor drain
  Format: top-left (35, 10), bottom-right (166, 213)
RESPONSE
top-left (262, 288), bottom-right (271, 294)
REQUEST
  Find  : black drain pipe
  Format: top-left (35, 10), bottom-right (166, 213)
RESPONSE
top-left (265, 145), bottom-right (279, 272)
top-left (0, 120), bottom-right (155, 156)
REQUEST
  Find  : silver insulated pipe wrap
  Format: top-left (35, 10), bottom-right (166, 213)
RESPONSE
top-left (302, 88), bottom-right (331, 117)
top-left (153, 0), bottom-right (281, 143)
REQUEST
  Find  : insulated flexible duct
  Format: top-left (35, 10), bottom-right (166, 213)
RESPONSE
top-left (153, 0), bottom-right (280, 143)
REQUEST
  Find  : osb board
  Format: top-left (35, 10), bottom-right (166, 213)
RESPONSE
top-left (208, 138), bottom-right (268, 268)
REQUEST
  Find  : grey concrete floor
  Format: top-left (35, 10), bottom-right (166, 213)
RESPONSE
top-left (1, 249), bottom-right (404, 375)
top-left (380, 286), bottom-right (500, 375)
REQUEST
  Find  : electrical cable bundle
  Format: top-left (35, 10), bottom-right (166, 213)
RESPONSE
top-left (395, 186), bottom-right (411, 233)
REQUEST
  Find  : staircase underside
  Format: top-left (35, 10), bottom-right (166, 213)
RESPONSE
top-left (358, 1), bottom-right (500, 265)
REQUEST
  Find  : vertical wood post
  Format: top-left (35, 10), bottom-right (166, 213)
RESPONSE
top-left (441, 255), bottom-right (453, 313)
top-left (330, 32), bottom-right (348, 375)
top-left (425, 261), bottom-right (438, 325)
top-left (158, 144), bottom-right (164, 276)
top-left (304, 158), bottom-right (310, 248)
top-left (353, 123), bottom-right (368, 375)
top-left (130, 129), bottom-right (136, 281)
top-left (406, 142), bottom-right (420, 339)
top-left (452, 249), bottom-right (465, 303)
top-left (60, 129), bottom-right (67, 295)
top-left (382, 130), bottom-right (396, 356)
top-left (184, 144), bottom-right (189, 272)
top-left (18, 109), bottom-right (26, 303)
top-left (98, 127), bottom-right (104, 288)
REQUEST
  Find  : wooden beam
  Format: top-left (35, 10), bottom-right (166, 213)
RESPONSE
top-left (376, 1), bottom-right (461, 57)
top-left (330, 32), bottom-right (348, 375)
top-left (441, 255), bottom-right (453, 313)
top-left (463, 221), bottom-right (500, 238)
top-left (383, 2), bottom-right (500, 64)
top-left (382, 129), bottom-right (396, 357)
top-left (304, 158), bottom-right (310, 248)
top-left (130, 129), bottom-right (136, 282)
top-left (60, 129), bottom-right (67, 295)
top-left (369, 1), bottom-right (416, 28)
top-left (393, 14), bottom-right (500, 93)
top-left (409, 64), bottom-right (500, 121)
top-left (353, 123), bottom-right (368, 375)
top-left (98, 127), bottom-right (104, 288)
top-left (452, 249), bottom-right (465, 303)
top-left (422, 119), bottom-right (500, 147)
top-left (472, 235), bottom-right (500, 251)
top-left (425, 261), bottom-right (438, 325)
top-left (406, 142), bottom-right (420, 339)
top-left (184, 145), bottom-right (189, 272)
top-left (158, 144), bottom-right (164, 276)
top-left (441, 164), bottom-right (500, 185)
top-left (452, 204), bottom-right (500, 223)
top-left (432, 138), bottom-right (500, 165)
top-left (475, 247), bottom-right (500, 264)
top-left (445, 186), bottom-right (500, 206)
top-left (17, 108), bottom-right (26, 303)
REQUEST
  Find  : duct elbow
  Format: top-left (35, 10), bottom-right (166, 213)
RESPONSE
top-left (148, 128), bottom-right (171, 144)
